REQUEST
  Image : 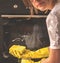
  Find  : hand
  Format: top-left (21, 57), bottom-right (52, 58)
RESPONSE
top-left (41, 58), bottom-right (49, 63)
top-left (41, 58), bottom-right (55, 63)
top-left (9, 45), bottom-right (26, 58)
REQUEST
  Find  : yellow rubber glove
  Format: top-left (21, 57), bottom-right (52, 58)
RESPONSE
top-left (9, 45), bottom-right (49, 59)
top-left (20, 58), bottom-right (46, 63)
top-left (22, 47), bottom-right (49, 59)
top-left (21, 59), bottom-right (34, 63)
top-left (34, 47), bottom-right (49, 58)
top-left (9, 45), bottom-right (26, 58)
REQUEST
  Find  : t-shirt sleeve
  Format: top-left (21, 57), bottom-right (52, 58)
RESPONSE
top-left (46, 13), bottom-right (60, 49)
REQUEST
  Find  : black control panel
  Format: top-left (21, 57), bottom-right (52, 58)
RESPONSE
top-left (0, 0), bottom-right (29, 15)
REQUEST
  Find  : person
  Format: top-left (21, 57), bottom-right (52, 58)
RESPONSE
top-left (30, 0), bottom-right (60, 63)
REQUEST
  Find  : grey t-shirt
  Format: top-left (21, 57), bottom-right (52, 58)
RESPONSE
top-left (46, 3), bottom-right (60, 49)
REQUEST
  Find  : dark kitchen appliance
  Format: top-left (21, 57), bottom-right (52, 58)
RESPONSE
top-left (0, 0), bottom-right (50, 63)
